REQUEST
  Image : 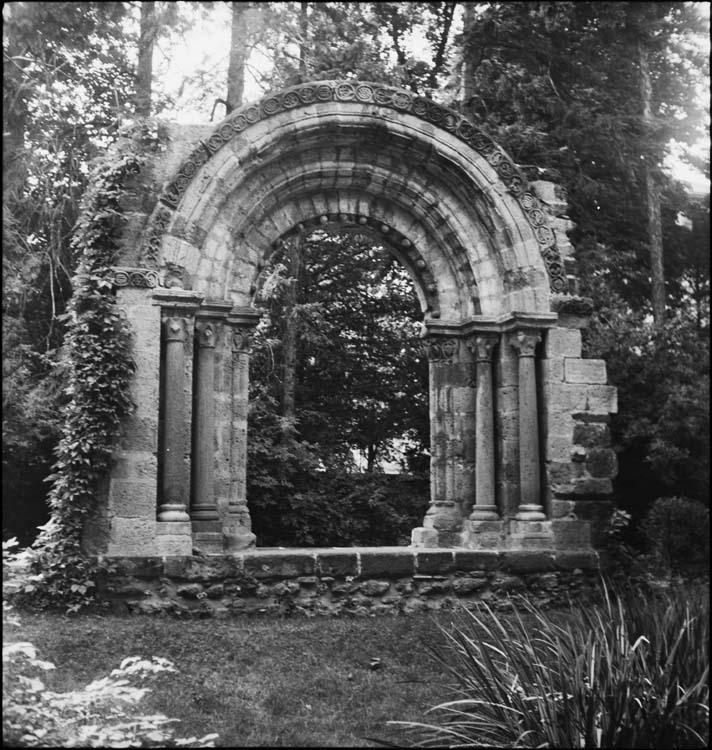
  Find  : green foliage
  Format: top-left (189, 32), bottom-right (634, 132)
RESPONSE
top-left (585, 309), bottom-right (709, 512)
top-left (3, 1), bottom-right (135, 543)
top-left (640, 497), bottom-right (710, 577)
top-left (392, 584), bottom-right (710, 748)
top-left (10, 132), bottom-right (146, 611)
top-left (2, 643), bottom-right (218, 747)
top-left (247, 228), bottom-right (429, 546)
top-left (459, 1), bottom-right (709, 318)
top-left (251, 468), bottom-right (429, 548)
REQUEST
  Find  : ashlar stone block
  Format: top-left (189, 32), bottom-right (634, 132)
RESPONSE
top-left (564, 358), bottom-right (607, 384)
top-left (544, 328), bottom-right (582, 359)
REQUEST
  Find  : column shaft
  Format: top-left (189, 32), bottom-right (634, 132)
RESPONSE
top-left (470, 334), bottom-right (499, 520)
top-left (158, 317), bottom-right (190, 522)
top-left (223, 324), bottom-right (257, 550)
top-left (191, 320), bottom-right (220, 530)
top-left (511, 330), bottom-right (546, 520)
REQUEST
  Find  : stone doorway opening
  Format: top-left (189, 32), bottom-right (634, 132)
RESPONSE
top-left (247, 217), bottom-right (430, 547)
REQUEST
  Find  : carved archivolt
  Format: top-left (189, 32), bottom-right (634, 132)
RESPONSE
top-left (139, 80), bottom-right (567, 294)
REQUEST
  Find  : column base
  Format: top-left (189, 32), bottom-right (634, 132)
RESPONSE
top-left (411, 527), bottom-right (462, 548)
top-left (460, 519), bottom-right (506, 549)
top-left (156, 521), bottom-right (192, 556)
top-left (157, 504), bottom-right (190, 522)
top-left (191, 518), bottom-right (222, 533)
top-left (222, 516), bottom-right (256, 552)
top-left (508, 519), bottom-right (554, 549)
top-left (468, 504), bottom-right (500, 521)
top-left (192, 531), bottom-right (224, 555)
top-left (514, 504), bottom-right (547, 521)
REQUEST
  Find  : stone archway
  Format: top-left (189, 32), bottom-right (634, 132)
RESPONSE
top-left (87, 80), bottom-right (618, 558)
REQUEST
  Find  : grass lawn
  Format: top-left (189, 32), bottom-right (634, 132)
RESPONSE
top-left (6, 610), bottom-right (463, 747)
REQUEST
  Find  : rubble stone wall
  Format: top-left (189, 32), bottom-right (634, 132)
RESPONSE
top-left (98, 548), bottom-right (601, 618)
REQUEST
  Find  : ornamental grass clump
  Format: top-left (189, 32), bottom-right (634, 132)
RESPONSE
top-left (390, 583), bottom-right (709, 748)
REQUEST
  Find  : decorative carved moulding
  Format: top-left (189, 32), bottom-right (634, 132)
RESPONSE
top-left (422, 336), bottom-right (460, 363)
top-left (163, 316), bottom-right (186, 343)
top-left (111, 266), bottom-right (161, 289)
top-left (195, 320), bottom-right (217, 349)
top-left (152, 288), bottom-right (203, 316)
top-left (227, 306), bottom-right (262, 357)
top-left (423, 312), bottom-right (558, 341)
top-left (144, 79), bottom-right (567, 294)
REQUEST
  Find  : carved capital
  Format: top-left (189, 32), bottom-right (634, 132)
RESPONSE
top-left (195, 321), bottom-right (217, 349)
top-left (467, 333), bottom-right (498, 362)
top-left (425, 336), bottom-right (459, 363)
top-left (510, 330), bottom-right (541, 358)
top-left (231, 327), bottom-right (254, 357)
top-left (164, 317), bottom-right (186, 343)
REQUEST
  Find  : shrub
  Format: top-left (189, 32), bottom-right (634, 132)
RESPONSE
top-left (3, 632), bottom-right (218, 748)
top-left (390, 583), bottom-right (709, 748)
top-left (640, 496), bottom-right (710, 577)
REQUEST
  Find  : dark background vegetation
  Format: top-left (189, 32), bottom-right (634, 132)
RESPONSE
top-left (3, 1), bottom-right (709, 556)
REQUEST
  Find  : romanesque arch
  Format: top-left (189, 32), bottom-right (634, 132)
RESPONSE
top-left (88, 81), bottom-right (618, 557)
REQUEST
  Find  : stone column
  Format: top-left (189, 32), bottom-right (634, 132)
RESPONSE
top-left (191, 318), bottom-right (222, 534)
top-left (412, 335), bottom-right (470, 547)
top-left (510, 330), bottom-right (546, 520)
top-left (158, 316), bottom-right (191, 522)
top-left (223, 309), bottom-right (261, 551)
top-left (469, 333), bottom-right (499, 520)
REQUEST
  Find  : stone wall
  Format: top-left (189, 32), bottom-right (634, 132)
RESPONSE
top-left (98, 548), bottom-right (601, 618)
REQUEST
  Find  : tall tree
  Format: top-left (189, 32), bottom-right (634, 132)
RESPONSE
top-left (136, 1), bottom-right (157, 116)
top-left (3, 1), bottom-right (134, 543)
top-left (226, 1), bottom-right (247, 112)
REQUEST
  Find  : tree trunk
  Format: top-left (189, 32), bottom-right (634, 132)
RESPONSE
top-left (2, 4), bottom-right (29, 191)
top-left (298, 2), bottom-right (309, 80)
top-left (461, 2), bottom-right (476, 117)
top-left (367, 443), bottom-right (377, 473)
top-left (639, 40), bottom-right (665, 324)
top-left (282, 234), bottom-right (303, 424)
top-left (226, 2), bottom-right (247, 113)
top-left (136, 1), bottom-right (157, 117)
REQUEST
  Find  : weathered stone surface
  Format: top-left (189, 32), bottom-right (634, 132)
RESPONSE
top-left (416, 551), bottom-right (455, 574)
top-left (155, 535), bottom-right (193, 557)
top-left (586, 448), bottom-right (618, 479)
top-left (244, 553), bottom-right (315, 579)
top-left (93, 549), bottom-right (604, 617)
top-left (107, 519), bottom-right (157, 557)
top-left (206, 583), bottom-right (225, 598)
top-left (418, 580), bottom-right (451, 595)
top-left (551, 519), bottom-right (591, 549)
top-left (492, 573), bottom-right (526, 591)
top-left (567, 477), bottom-right (613, 497)
top-left (177, 583), bottom-right (204, 599)
top-left (451, 577), bottom-right (488, 594)
top-left (544, 328), bottom-right (582, 359)
top-left (554, 550), bottom-right (599, 570)
top-left (572, 423), bottom-right (610, 448)
top-left (317, 553), bottom-right (358, 577)
top-left (360, 551), bottom-right (414, 577)
top-left (501, 551), bottom-right (556, 572)
top-left (109, 480), bottom-right (157, 517)
top-left (360, 580), bottom-right (391, 596)
top-left (564, 359), bottom-right (607, 384)
top-left (177, 556), bottom-right (244, 581)
top-left (454, 551), bottom-right (500, 571)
